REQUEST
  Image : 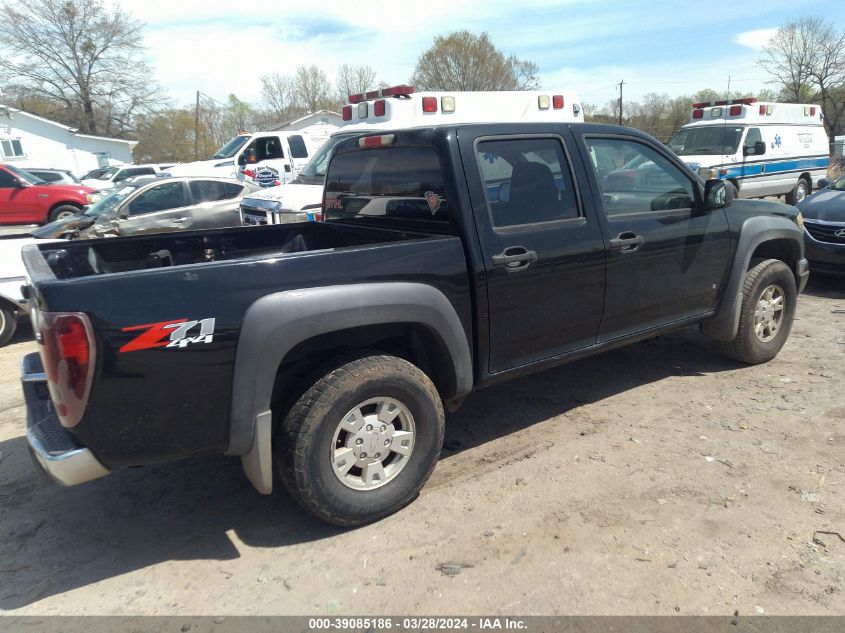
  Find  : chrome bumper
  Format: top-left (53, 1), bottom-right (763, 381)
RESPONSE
top-left (21, 353), bottom-right (110, 486)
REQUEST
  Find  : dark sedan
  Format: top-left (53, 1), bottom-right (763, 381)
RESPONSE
top-left (797, 175), bottom-right (845, 277)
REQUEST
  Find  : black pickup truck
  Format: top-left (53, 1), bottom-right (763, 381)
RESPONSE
top-left (21, 122), bottom-right (809, 526)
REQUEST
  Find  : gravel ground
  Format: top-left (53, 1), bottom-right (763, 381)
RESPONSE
top-left (0, 276), bottom-right (842, 616)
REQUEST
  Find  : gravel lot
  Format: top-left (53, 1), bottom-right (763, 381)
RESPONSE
top-left (0, 276), bottom-right (842, 616)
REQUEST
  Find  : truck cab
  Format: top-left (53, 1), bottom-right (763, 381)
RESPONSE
top-left (167, 131), bottom-right (317, 186)
top-left (667, 98), bottom-right (829, 205)
top-left (239, 85), bottom-right (585, 225)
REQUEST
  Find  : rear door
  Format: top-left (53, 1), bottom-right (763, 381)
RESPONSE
top-left (458, 127), bottom-right (606, 373)
top-left (188, 180), bottom-right (245, 229)
top-left (576, 133), bottom-right (731, 342)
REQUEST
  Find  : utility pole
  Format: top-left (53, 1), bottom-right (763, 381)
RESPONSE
top-left (617, 80), bottom-right (624, 126)
top-left (194, 90), bottom-right (200, 160)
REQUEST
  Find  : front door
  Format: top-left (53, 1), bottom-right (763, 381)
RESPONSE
top-left (119, 181), bottom-right (194, 235)
top-left (459, 129), bottom-right (606, 374)
top-left (577, 134), bottom-right (732, 342)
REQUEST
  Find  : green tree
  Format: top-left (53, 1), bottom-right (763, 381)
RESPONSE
top-left (410, 31), bottom-right (540, 91)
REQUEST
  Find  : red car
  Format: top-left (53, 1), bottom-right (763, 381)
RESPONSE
top-left (0, 163), bottom-right (97, 224)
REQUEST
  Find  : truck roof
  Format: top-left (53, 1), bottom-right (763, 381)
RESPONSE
top-left (339, 85), bottom-right (584, 128)
top-left (686, 98), bottom-right (824, 126)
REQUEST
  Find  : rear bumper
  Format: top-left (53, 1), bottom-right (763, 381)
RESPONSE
top-left (21, 352), bottom-right (110, 486)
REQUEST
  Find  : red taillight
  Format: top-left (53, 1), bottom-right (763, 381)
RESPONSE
top-left (374, 99), bottom-right (386, 117)
top-left (40, 312), bottom-right (96, 428)
top-left (759, 105), bottom-right (767, 115)
top-left (692, 109), bottom-right (704, 119)
top-left (552, 95), bottom-right (564, 109)
top-left (342, 105), bottom-right (352, 121)
top-left (729, 105), bottom-right (741, 116)
top-left (810, 106), bottom-right (816, 116)
top-left (422, 97), bottom-right (437, 113)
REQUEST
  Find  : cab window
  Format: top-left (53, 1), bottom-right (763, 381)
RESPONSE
top-left (585, 138), bottom-right (695, 216)
top-left (288, 135), bottom-right (309, 159)
top-left (127, 182), bottom-right (187, 215)
top-left (475, 137), bottom-right (579, 227)
top-left (324, 146), bottom-right (450, 223)
top-left (256, 137), bottom-right (284, 161)
top-left (0, 168), bottom-right (16, 187)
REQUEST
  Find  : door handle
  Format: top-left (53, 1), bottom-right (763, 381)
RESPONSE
top-left (491, 246), bottom-right (538, 270)
top-left (609, 232), bottom-right (644, 252)
top-left (172, 217), bottom-right (188, 223)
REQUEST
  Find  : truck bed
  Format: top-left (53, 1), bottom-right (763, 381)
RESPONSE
top-left (23, 221), bottom-right (438, 281)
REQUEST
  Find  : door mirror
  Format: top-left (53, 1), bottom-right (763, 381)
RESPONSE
top-left (818, 178), bottom-right (831, 189)
top-left (238, 148), bottom-right (256, 166)
top-left (11, 177), bottom-right (29, 188)
top-left (743, 141), bottom-right (766, 156)
top-left (704, 179), bottom-right (733, 210)
top-left (236, 153), bottom-right (247, 166)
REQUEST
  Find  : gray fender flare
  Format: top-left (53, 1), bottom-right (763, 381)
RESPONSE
top-left (701, 215), bottom-right (806, 341)
top-left (228, 282), bottom-right (473, 493)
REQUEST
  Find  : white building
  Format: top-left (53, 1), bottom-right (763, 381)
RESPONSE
top-left (0, 104), bottom-right (137, 176)
top-left (270, 109), bottom-right (343, 147)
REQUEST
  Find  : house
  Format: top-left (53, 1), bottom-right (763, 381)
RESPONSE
top-left (270, 109), bottom-right (343, 147)
top-left (0, 104), bottom-right (137, 176)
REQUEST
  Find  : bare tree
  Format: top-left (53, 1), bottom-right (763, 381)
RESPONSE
top-left (260, 72), bottom-right (301, 121)
top-left (410, 31), bottom-right (540, 91)
top-left (336, 64), bottom-right (377, 102)
top-left (760, 16), bottom-right (845, 136)
top-left (294, 65), bottom-right (335, 112)
top-left (0, 0), bottom-right (162, 136)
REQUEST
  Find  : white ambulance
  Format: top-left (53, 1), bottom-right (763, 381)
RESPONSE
top-left (166, 131), bottom-right (320, 187)
top-left (667, 98), bottom-right (829, 204)
top-left (239, 85), bottom-right (584, 225)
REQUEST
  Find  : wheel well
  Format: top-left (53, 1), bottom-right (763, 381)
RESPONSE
top-left (0, 296), bottom-right (20, 314)
top-left (749, 239), bottom-right (800, 279)
top-left (728, 178), bottom-right (740, 192)
top-left (270, 323), bottom-right (458, 411)
top-left (49, 201), bottom-right (82, 213)
top-left (799, 173), bottom-right (812, 188)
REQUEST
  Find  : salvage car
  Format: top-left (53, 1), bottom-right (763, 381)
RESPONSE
top-left (796, 175), bottom-right (845, 276)
top-left (20, 118), bottom-right (808, 527)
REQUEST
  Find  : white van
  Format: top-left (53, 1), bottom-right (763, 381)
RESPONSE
top-left (239, 85), bottom-right (585, 225)
top-left (166, 131), bottom-right (319, 187)
top-left (81, 164), bottom-right (165, 191)
top-left (667, 99), bottom-right (829, 204)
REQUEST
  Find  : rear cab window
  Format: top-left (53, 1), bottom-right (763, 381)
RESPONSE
top-left (323, 145), bottom-right (451, 224)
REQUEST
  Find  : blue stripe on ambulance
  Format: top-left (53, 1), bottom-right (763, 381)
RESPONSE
top-left (718, 156), bottom-right (829, 179)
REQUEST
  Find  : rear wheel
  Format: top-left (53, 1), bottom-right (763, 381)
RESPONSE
top-left (47, 204), bottom-right (80, 223)
top-left (0, 306), bottom-right (18, 347)
top-left (714, 259), bottom-right (796, 364)
top-left (785, 177), bottom-right (810, 206)
top-left (276, 354), bottom-right (445, 526)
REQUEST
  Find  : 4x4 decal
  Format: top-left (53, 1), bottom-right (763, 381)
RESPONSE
top-left (120, 318), bottom-right (216, 353)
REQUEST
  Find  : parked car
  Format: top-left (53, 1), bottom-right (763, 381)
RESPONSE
top-left (23, 168), bottom-right (81, 185)
top-left (0, 163), bottom-right (96, 224)
top-left (80, 164), bottom-right (165, 191)
top-left (32, 176), bottom-right (259, 239)
top-left (796, 175), bottom-right (845, 276)
top-left (19, 119), bottom-right (809, 527)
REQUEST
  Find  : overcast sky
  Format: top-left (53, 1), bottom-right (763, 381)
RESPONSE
top-left (112, 0), bottom-right (843, 109)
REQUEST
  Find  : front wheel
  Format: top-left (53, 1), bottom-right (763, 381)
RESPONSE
top-left (47, 204), bottom-right (81, 224)
top-left (276, 354), bottom-right (445, 526)
top-left (714, 259), bottom-right (797, 364)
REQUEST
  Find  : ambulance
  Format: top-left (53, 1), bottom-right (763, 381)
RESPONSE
top-left (667, 98), bottom-right (829, 204)
top-left (239, 85), bottom-right (584, 226)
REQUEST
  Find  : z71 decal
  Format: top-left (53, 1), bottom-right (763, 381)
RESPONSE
top-left (120, 318), bottom-right (216, 353)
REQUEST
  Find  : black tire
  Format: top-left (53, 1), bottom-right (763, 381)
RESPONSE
top-left (276, 354), bottom-right (445, 526)
top-left (47, 204), bottom-right (81, 224)
top-left (714, 259), bottom-right (797, 364)
top-left (0, 305), bottom-right (18, 347)
top-left (785, 177), bottom-right (810, 206)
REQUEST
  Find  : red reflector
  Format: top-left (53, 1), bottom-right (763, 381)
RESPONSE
top-left (759, 105), bottom-right (767, 115)
top-left (359, 134), bottom-right (396, 149)
top-left (422, 96), bottom-right (437, 113)
top-left (692, 109), bottom-right (704, 119)
top-left (40, 312), bottom-right (96, 428)
top-left (342, 105), bottom-right (352, 121)
top-left (810, 106), bottom-right (816, 116)
top-left (374, 99), bottom-right (386, 117)
top-left (381, 84), bottom-right (415, 97)
top-left (729, 105), bottom-right (741, 116)
top-left (552, 95), bottom-right (564, 109)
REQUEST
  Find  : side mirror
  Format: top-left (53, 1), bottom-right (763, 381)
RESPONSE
top-left (236, 154), bottom-right (247, 166)
top-left (238, 149), bottom-right (256, 166)
top-left (818, 178), bottom-right (831, 189)
top-left (11, 177), bottom-right (28, 188)
top-left (754, 140), bottom-right (766, 155)
top-left (704, 179), bottom-right (733, 210)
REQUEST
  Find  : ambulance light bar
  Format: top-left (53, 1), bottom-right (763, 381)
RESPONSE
top-left (348, 84), bottom-right (415, 104)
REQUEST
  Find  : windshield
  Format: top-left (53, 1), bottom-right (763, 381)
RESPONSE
top-left (668, 126), bottom-right (744, 156)
top-left (831, 175), bottom-right (845, 191)
top-left (86, 167), bottom-right (118, 180)
top-left (83, 184), bottom-right (140, 216)
top-left (212, 135), bottom-right (250, 159)
top-left (5, 164), bottom-right (46, 185)
top-left (296, 133), bottom-right (357, 185)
